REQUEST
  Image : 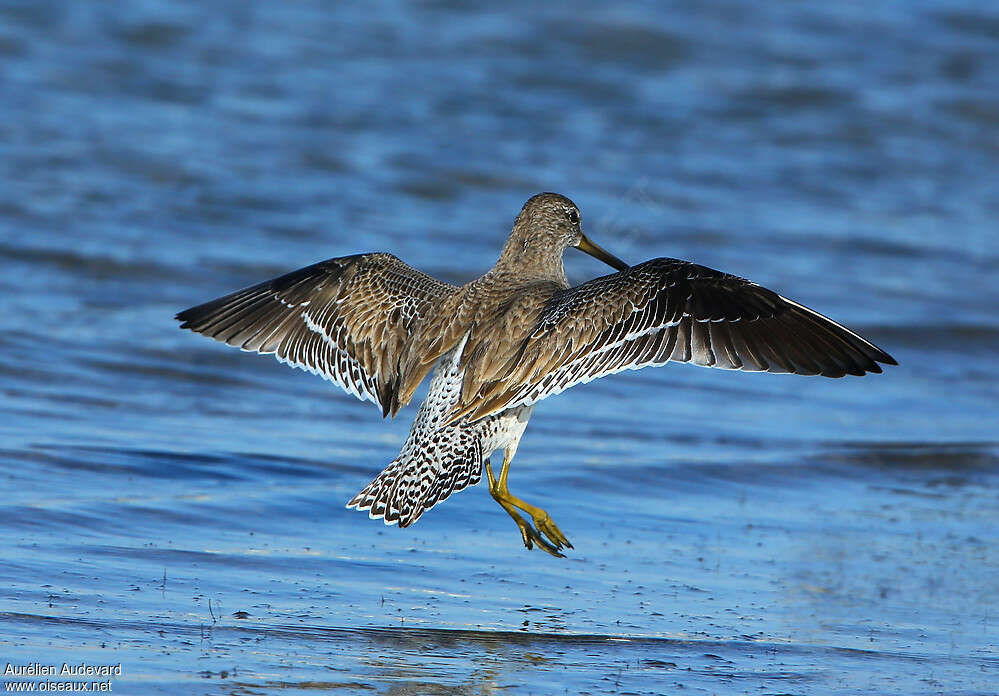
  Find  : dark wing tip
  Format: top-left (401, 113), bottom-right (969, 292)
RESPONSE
top-left (828, 330), bottom-right (896, 377)
top-left (175, 305), bottom-right (203, 329)
top-left (175, 304), bottom-right (208, 331)
top-left (876, 350), bottom-right (898, 367)
top-left (174, 292), bottom-right (250, 338)
top-left (174, 255), bottom-right (357, 334)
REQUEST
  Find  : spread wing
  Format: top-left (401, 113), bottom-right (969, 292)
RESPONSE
top-left (176, 253), bottom-right (457, 416)
top-left (454, 257), bottom-right (896, 422)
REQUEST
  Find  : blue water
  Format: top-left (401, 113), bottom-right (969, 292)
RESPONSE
top-left (1, 1), bottom-right (998, 694)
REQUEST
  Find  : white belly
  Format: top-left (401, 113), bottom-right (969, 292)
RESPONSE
top-left (406, 336), bottom-right (534, 463)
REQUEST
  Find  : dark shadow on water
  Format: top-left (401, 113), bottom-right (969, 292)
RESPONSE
top-left (8, 611), bottom-right (997, 664)
top-left (5, 610), bottom-right (999, 694)
top-left (819, 440), bottom-right (999, 475)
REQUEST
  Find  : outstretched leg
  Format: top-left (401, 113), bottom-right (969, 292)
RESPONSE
top-left (485, 449), bottom-right (572, 558)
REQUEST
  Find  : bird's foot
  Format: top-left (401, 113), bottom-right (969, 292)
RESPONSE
top-left (504, 505), bottom-right (567, 558)
top-left (485, 456), bottom-right (573, 558)
top-left (532, 510), bottom-right (572, 551)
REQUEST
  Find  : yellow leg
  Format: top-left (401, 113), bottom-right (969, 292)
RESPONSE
top-left (485, 451), bottom-right (572, 558)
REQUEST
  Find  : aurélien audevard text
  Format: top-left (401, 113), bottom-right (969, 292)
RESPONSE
top-left (5, 663), bottom-right (122, 677)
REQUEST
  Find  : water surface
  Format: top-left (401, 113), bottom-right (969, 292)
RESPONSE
top-left (1, 1), bottom-right (998, 694)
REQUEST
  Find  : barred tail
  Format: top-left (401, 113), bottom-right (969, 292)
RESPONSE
top-left (345, 436), bottom-right (483, 528)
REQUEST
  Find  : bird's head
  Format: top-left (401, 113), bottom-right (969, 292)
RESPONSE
top-left (507, 192), bottom-right (629, 274)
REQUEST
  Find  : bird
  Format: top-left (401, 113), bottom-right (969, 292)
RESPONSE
top-left (176, 192), bottom-right (896, 557)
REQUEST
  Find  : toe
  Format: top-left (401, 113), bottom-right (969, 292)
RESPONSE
top-left (535, 515), bottom-right (572, 550)
top-left (534, 536), bottom-right (565, 559)
top-left (525, 524), bottom-right (565, 558)
top-left (513, 520), bottom-right (534, 550)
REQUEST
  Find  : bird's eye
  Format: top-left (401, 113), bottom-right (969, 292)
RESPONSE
top-left (566, 209), bottom-right (579, 224)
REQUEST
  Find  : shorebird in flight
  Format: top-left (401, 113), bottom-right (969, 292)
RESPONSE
top-left (177, 193), bottom-right (895, 557)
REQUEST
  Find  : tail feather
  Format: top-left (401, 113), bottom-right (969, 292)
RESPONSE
top-left (346, 437), bottom-right (483, 528)
top-left (349, 334), bottom-right (487, 528)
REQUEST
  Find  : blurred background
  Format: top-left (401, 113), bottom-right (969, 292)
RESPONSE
top-left (1, 1), bottom-right (997, 694)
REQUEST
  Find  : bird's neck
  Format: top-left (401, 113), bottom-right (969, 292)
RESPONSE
top-left (493, 235), bottom-right (569, 287)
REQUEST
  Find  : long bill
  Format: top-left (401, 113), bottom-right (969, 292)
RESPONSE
top-left (576, 233), bottom-right (629, 271)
